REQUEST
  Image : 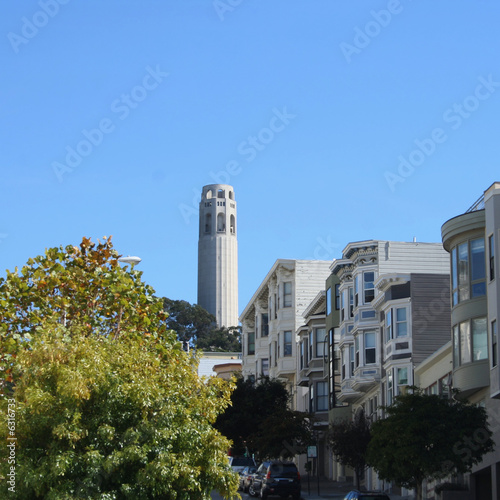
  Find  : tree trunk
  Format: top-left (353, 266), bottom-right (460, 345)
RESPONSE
top-left (415, 480), bottom-right (423, 500)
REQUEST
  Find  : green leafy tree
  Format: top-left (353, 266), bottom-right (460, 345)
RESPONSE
top-left (163, 299), bottom-right (241, 352)
top-left (216, 376), bottom-right (311, 460)
top-left (328, 409), bottom-right (371, 489)
top-left (0, 237), bottom-right (239, 499)
top-left (196, 325), bottom-right (241, 352)
top-left (163, 298), bottom-right (215, 345)
top-left (367, 389), bottom-right (495, 500)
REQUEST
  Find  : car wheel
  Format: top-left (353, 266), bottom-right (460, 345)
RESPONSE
top-left (248, 484), bottom-right (257, 497)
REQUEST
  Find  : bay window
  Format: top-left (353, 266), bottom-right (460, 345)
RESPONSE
top-left (453, 316), bottom-right (488, 367)
top-left (451, 237), bottom-right (486, 305)
top-left (315, 327), bottom-right (327, 358)
top-left (364, 332), bottom-right (376, 364)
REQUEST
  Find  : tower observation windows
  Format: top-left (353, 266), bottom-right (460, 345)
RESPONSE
top-left (205, 213), bottom-right (212, 233)
top-left (217, 213), bottom-right (226, 232)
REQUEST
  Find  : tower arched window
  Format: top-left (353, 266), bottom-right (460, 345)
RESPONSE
top-left (230, 214), bottom-right (236, 234)
top-left (217, 189), bottom-right (225, 199)
top-left (217, 213), bottom-right (226, 232)
top-left (229, 191), bottom-right (234, 200)
top-left (206, 190), bottom-right (213, 200)
top-left (205, 213), bottom-right (212, 233)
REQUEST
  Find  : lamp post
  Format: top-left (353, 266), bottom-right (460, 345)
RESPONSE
top-left (118, 256), bottom-right (142, 266)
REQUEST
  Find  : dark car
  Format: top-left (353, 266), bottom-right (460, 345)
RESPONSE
top-left (249, 461), bottom-right (300, 499)
top-left (239, 465), bottom-right (258, 492)
top-left (344, 491), bottom-right (390, 500)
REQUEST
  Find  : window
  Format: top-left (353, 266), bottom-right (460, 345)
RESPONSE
top-left (284, 331), bottom-right (292, 357)
top-left (335, 284), bottom-right (341, 310)
top-left (451, 247), bottom-right (458, 306)
top-left (385, 309), bottom-right (392, 342)
top-left (283, 282), bottom-right (292, 307)
top-left (354, 275), bottom-right (360, 306)
top-left (230, 214), bottom-right (236, 234)
top-left (217, 189), bottom-right (224, 198)
top-left (217, 212), bottom-right (225, 232)
top-left (460, 321), bottom-right (471, 364)
top-left (205, 213), bottom-right (212, 233)
top-left (472, 317), bottom-right (487, 361)
top-left (397, 367), bottom-right (408, 394)
top-left (454, 317), bottom-right (488, 367)
top-left (255, 315), bottom-right (259, 338)
top-left (261, 358), bottom-right (269, 376)
top-left (395, 308), bottom-right (408, 337)
top-left (326, 287), bottom-right (331, 315)
top-left (387, 370), bottom-right (393, 405)
top-left (341, 348), bottom-right (347, 380)
top-left (274, 341), bottom-right (278, 366)
top-left (365, 332), bottom-right (376, 364)
top-left (364, 272), bottom-right (375, 303)
top-left (492, 320), bottom-right (497, 368)
top-left (262, 313), bottom-right (269, 336)
top-left (274, 293), bottom-right (277, 319)
top-left (349, 345), bottom-right (355, 377)
top-left (316, 382), bottom-right (328, 411)
top-left (453, 325), bottom-right (460, 367)
top-left (471, 238), bottom-right (486, 297)
top-left (349, 287), bottom-right (354, 317)
top-left (248, 332), bottom-right (255, 355)
top-left (355, 336), bottom-right (360, 368)
top-left (489, 234), bottom-right (495, 281)
top-left (458, 242), bottom-right (469, 302)
top-left (315, 328), bottom-right (327, 358)
top-left (308, 331), bottom-right (313, 361)
top-left (452, 238), bottom-right (486, 305)
top-left (300, 341), bottom-right (306, 370)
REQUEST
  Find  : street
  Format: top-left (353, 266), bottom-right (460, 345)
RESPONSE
top-left (211, 491), bottom-right (253, 500)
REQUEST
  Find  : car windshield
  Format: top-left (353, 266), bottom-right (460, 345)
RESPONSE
top-left (231, 457), bottom-right (254, 467)
top-left (269, 464), bottom-right (298, 476)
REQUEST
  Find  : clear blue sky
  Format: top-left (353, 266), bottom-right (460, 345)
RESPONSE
top-left (1, 1), bottom-right (499, 315)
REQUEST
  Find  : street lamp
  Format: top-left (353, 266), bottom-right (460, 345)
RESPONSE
top-left (118, 256), bottom-right (142, 266)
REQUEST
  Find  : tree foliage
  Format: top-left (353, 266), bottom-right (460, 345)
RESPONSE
top-left (163, 298), bottom-right (241, 352)
top-left (215, 376), bottom-right (311, 460)
top-left (0, 237), bottom-right (239, 499)
top-left (328, 409), bottom-right (371, 489)
top-left (366, 389), bottom-right (495, 500)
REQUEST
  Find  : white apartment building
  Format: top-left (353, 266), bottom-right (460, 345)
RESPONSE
top-left (240, 259), bottom-right (331, 411)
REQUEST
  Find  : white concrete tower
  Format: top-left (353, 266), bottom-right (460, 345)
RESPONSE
top-left (197, 184), bottom-right (238, 328)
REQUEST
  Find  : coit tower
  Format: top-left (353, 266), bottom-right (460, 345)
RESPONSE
top-left (197, 184), bottom-right (238, 328)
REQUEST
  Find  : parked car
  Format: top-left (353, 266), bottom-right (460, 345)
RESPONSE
top-left (248, 460), bottom-right (300, 499)
top-left (343, 491), bottom-right (390, 500)
top-left (228, 456), bottom-right (256, 474)
top-left (239, 465), bottom-right (258, 492)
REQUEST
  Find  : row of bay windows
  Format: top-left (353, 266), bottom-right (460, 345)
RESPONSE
top-left (340, 305), bottom-right (409, 379)
top-left (299, 328), bottom-right (327, 369)
top-left (246, 330), bottom-right (293, 358)
top-left (325, 271), bottom-right (376, 319)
